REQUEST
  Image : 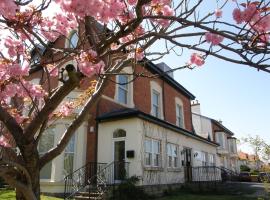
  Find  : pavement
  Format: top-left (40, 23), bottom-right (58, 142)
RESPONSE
top-left (222, 182), bottom-right (270, 199)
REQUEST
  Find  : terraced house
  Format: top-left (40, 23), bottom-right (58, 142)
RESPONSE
top-left (191, 101), bottom-right (240, 173)
top-left (27, 28), bottom-right (221, 197)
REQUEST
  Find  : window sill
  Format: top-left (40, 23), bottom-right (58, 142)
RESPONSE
top-left (144, 166), bottom-right (164, 171)
top-left (167, 167), bottom-right (182, 172)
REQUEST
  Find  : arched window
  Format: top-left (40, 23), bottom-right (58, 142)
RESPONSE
top-left (68, 31), bottom-right (79, 49)
top-left (113, 129), bottom-right (126, 138)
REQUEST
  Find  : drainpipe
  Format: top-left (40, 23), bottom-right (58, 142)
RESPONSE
top-left (95, 100), bottom-right (101, 163)
top-left (162, 79), bottom-right (166, 120)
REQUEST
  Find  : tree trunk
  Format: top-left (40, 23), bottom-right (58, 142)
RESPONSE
top-left (15, 148), bottom-right (41, 200)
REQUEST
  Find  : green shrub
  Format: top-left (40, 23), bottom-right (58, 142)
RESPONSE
top-left (240, 165), bottom-right (251, 172)
top-left (111, 176), bottom-right (149, 200)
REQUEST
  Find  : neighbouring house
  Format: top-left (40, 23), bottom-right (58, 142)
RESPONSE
top-left (238, 151), bottom-right (264, 170)
top-left (24, 27), bottom-right (220, 195)
top-left (191, 101), bottom-right (240, 173)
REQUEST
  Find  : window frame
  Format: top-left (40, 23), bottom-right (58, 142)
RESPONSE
top-left (63, 133), bottom-right (76, 177)
top-left (167, 143), bottom-right (179, 168)
top-left (38, 126), bottom-right (55, 180)
top-left (176, 104), bottom-right (184, 128)
top-left (117, 75), bottom-right (129, 105)
top-left (201, 151), bottom-right (208, 166)
top-left (144, 138), bottom-right (161, 168)
top-left (152, 90), bottom-right (160, 118)
top-left (68, 31), bottom-right (79, 49)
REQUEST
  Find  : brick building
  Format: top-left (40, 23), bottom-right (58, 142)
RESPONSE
top-left (27, 29), bottom-right (219, 194)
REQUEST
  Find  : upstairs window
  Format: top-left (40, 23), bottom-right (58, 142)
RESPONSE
top-left (117, 75), bottom-right (129, 104)
top-left (176, 104), bottom-right (184, 128)
top-left (216, 132), bottom-right (226, 149)
top-left (68, 31), bottom-right (79, 49)
top-left (152, 90), bottom-right (160, 118)
top-left (167, 143), bottom-right (179, 168)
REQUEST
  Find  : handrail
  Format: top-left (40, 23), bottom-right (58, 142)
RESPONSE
top-left (64, 162), bottom-right (107, 199)
top-left (64, 161), bottom-right (129, 199)
top-left (185, 166), bottom-right (240, 183)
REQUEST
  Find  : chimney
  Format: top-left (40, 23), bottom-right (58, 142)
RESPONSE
top-left (156, 62), bottom-right (174, 79)
top-left (218, 119), bottom-right (223, 124)
top-left (191, 100), bottom-right (201, 114)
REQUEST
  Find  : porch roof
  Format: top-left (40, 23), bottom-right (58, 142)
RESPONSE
top-left (97, 108), bottom-right (219, 147)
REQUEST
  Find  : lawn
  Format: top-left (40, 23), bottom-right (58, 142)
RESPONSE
top-left (160, 193), bottom-right (259, 200)
top-left (0, 190), bottom-right (61, 200)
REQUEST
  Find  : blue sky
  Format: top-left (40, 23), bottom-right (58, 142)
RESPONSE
top-left (151, 1), bottom-right (270, 153)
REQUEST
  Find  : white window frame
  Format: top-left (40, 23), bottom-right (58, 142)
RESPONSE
top-left (38, 126), bottom-right (55, 180)
top-left (175, 97), bottom-right (185, 128)
top-left (66, 30), bottom-right (79, 49)
top-left (208, 153), bottom-right (215, 166)
top-left (201, 151), bottom-right (208, 166)
top-left (63, 132), bottom-right (76, 177)
top-left (167, 143), bottom-right (179, 168)
top-left (152, 90), bottom-right (160, 118)
top-left (114, 68), bottom-right (134, 107)
top-left (144, 138), bottom-right (161, 167)
top-left (117, 74), bottom-right (129, 105)
top-left (150, 81), bottom-right (163, 119)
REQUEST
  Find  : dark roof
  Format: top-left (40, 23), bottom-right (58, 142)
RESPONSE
top-left (140, 59), bottom-right (195, 100)
top-left (97, 108), bottom-right (218, 147)
top-left (211, 119), bottom-right (234, 136)
top-left (192, 112), bottom-right (235, 136)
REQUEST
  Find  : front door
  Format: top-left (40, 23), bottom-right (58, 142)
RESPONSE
top-left (183, 148), bottom-right (192, 182)
top-left (114, 140), bottom-right (125, 181)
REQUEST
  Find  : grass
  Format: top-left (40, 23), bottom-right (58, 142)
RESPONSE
top-left (160, 193), bottom-right (258, 200)
top-left (0, 190), bottom-right (61, 200)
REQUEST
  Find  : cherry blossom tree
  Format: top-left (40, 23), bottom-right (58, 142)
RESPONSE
top-left (0, 0), bottom-right (270, 199)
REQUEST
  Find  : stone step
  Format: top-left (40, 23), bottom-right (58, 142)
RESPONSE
top-left (77, 192), bottom-right (102, 197)
top-left (74, 195), bottom-right (103, 200)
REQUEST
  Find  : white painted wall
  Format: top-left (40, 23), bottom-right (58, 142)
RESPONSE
top-left (97, 117), bottom-right (218, 186)
top-left (192, 113), bottom-right (213, 141)
top-left (40, 119), bottom-right (87, 193)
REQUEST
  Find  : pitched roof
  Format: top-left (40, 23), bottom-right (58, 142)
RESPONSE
top-left (192, 112), bottom-right (235, 136)
top-left (97, 108), bottom-right (218, 147)
top-left (141, 59), bottom-right (195, 100)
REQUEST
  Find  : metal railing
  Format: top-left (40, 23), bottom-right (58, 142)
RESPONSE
top-left (88, 161), bottom-right (129, 199)
top-left (185, 166), bottom-right (240, 183)
top-left (64, 162), bottom-right (107, 199)
top-left (64, 161), bottom-right (129, 199)
top-left (220, 166), bottom-right (239, 182)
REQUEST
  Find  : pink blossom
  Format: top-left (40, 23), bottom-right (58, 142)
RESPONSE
top-left (0, 135), bottom-right (11, 148)
top-left (4, 37), bottom-right (24, 58)
top-left (189, 53), bottom-right (205, 66)
top-left (77, 50), bottom-right (105, 77)
top-left (127, 0), bottom-right (137, 5)
top-left (205, 32), bottom-right (224, 45)
top-left (0, 0), bottom-right (18, 19)
top-left (59, 102), bottom-right (74, 117)
top-left (215, 9), bottom-right (222, 18)
top-left (233, 8), bottom-right (243, 24)
top-left (47, 64), bottom-right (59, 77)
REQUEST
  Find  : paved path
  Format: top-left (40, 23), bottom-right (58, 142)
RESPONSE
top-left (223, 182), bottom-right (269, 199)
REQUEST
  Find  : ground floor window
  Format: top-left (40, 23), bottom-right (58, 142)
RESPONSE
top-left (63, 133), bottom-right (75, 176)
top-left (167, 143), bottom-right (179, 168)
top-left (39, 127), bottom-right (55, 179)
top-left (144, 138), bottom-right (161, 167)
top-left (209, 153), bottom-right (215, 166)
top-left (201, 152), bottom-right (208, 166)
